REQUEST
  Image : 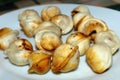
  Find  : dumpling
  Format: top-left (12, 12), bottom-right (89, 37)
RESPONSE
top-left (66, 32), bottom-right (90, 56)
top-left (51, 44), bottom-right (79, 73)
top-left (34, 21), bottom-right (62, 51)
top-left (0, 27), bottom-right (19, 50)
top-left (4, 39), bottom-right (33, 66)
top-left (77, 18), bottom-right (108, 38)
top-left (86, 43), bottom-right (112, 73)
top-left (41, 6), bottom-right (61, 21)
top-left (28, 50), bottom-right (51, 74)
top-left (35, 31), bottom-right (62, 51)
top-left (95, 30), bottom-right (120, 54)
top-left (71, 5), bottom-right (91, 16)
top-left (50, 14), bottom-right (73, 34)
top-left (34, 21), bottom-right (61, 37)
top-left (71, 5), bottom-right (92, 31)
top-left (72, 12), bottom-right (92, 30)
top-left (18, 9), bottom-right (42, 37)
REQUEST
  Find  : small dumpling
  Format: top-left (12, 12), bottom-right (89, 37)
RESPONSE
top-left (34, 21), bottom-right (61, 37)
top-left (0, 27), bottom-right (19, 50)
top-left (71, 5), bottom-right (91, 16)
top-left (34, 21), bottom-right (62, 51)
top-left (66, 32), bottom-right (90, 56)
top-left (95, 30), bottom-right (120, 54)
top-left (4, 39), bottom-right (33, 66)
top-left (18, 9), bottom-right (42, 37)
top-left (72, 13), bottom-right (92, 30)
top-left (51, 44), bottom-right (79, 73)
top-left (86, 43), bottom-right (112, 73)
top-left (35, 31), bottom-right (62, 51)
top-left (28, 50), bottom-right (51, 74)
top-left (77, 18), bottom-right (108, 38)
top-left (41, 6), bottom-right (61, 21)
top-left (50, 14), bottom-right (73, 34)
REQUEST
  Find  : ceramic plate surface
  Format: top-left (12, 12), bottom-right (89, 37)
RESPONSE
top-left (0, 4), bottom-right (120, 80)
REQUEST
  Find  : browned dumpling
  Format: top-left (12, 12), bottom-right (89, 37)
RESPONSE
top-left (18, 9), bottom-right (42, 37)
top-left (28, 50), bottom-right (51, 74)
top-left (51, 44), bottom-right (79, 73)
top-left (72, 13), bottom-right (92, 30)
top-left (71, 5), bottom-right (91, 16)
top-left (4, 39), bottom-right (33, 66)
top-left (34, 21), bottom-right (61, 37)
top-left (0, 27), bottom-right (19, 50)
top-left (50, 14), bottom-right (73, 34)
top-left (66, 32), bottom-right (90, 56)
top-left (95, 30), bottom-right (120, 54)
top-left (41, 6), bottom-right (61, 21)
top-left (77, 18), bottom-right (108, 38)
top-left (71, 5), bottom-right (92, 30)
top-left (86, 43), bottom-right (112, 73)
top-left (35, 31), bottom-right (62, 51)
top-left (34, 21), bottom-right (62, 51)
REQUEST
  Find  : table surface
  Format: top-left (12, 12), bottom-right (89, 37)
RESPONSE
top-left (0, 0), bottom-right (120, 15)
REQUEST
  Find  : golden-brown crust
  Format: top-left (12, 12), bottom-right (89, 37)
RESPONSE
top-left (28, 50), bottom-right (51, 74)
top-left (94, 30), bottom-right (120, 54)
top-left (34, 21), bottom-right (62, 37)
top-left (41, 6), bottom-right (61, 21)
top-left (40, 32), bottom-right (62, 51)
top-left (71, 5), bottom-right (90, 17)
top-left (66, 32), bottom-right (88, 44)
top-left (50, 14), bottom-right (73, 34)
top-left (0, 27), bottom-right (11, 37)
top-left (0, 27), bottom-right (19, 50)
top-left (18, 9), bottom-right (42, 37)
top-left (0, 28), bottom-right (11, 50)
top-left (35, 31), bottom-right (62, 51)
top-left (34, 21), bottom-right (62, 51)
top-left (51, 44), bottom-right (79, 73)
top-left (78, 18), bottom-right (108, 36)
top-left (60, 46), bottom-right (79, 72)
top-left (86, 43), bottom-right (112, 73)
top-left (4, 38), bottom-right (33, 66)
top-left (72, 13), bottom-right (92, 31)
top-left (19, 39), bottom-right (33, 51)
top-left (66, 32), bottom-right (90, 56)
top-left (20, 20), bottom-right (41, 37)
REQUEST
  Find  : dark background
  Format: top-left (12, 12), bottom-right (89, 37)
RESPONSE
top-left (0, 0), bottom-right (119, 15)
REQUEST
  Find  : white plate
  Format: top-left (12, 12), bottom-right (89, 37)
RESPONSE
top-left (0, 4), bottom-right (120, 80)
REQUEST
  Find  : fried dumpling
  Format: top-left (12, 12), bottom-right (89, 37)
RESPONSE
top-left (50, 14), bottom-right (73, 34)
top-left (34, 21), bottom-right (61, 37)
top-left (77, 18), bottom-right (108, 38)
top-left (0, 27), bottom-right (19, 50)
top-left (18, 9), bottom-right (42, 37)
top-left (34, 21), bottom-right (62, 51)
top-left (51, 44), bottom-right (79, 73)
top-left (28, 50), bottom-right (51, 74)
top-left (41, 6), bottom-right (61, 21)
top-left (72, 13), bottom-right (93, 30)
top-left (71, 5), bottom-right (92, 31)
top-left (71, 5), bottom-right (90, 16)
top-left (4, 39), bottom-right (33, 66)
top-left (35, 31), bottom-right (62, 51)
top-left (95, 30), bottom-right (120, 54)
top-left (86, 43), bottom-right (112, 73)
top-left (66, 32), bottom-right (90, 56)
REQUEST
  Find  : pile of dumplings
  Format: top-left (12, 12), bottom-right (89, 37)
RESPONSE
top-left (0, 5), bottom-right (120, 75)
